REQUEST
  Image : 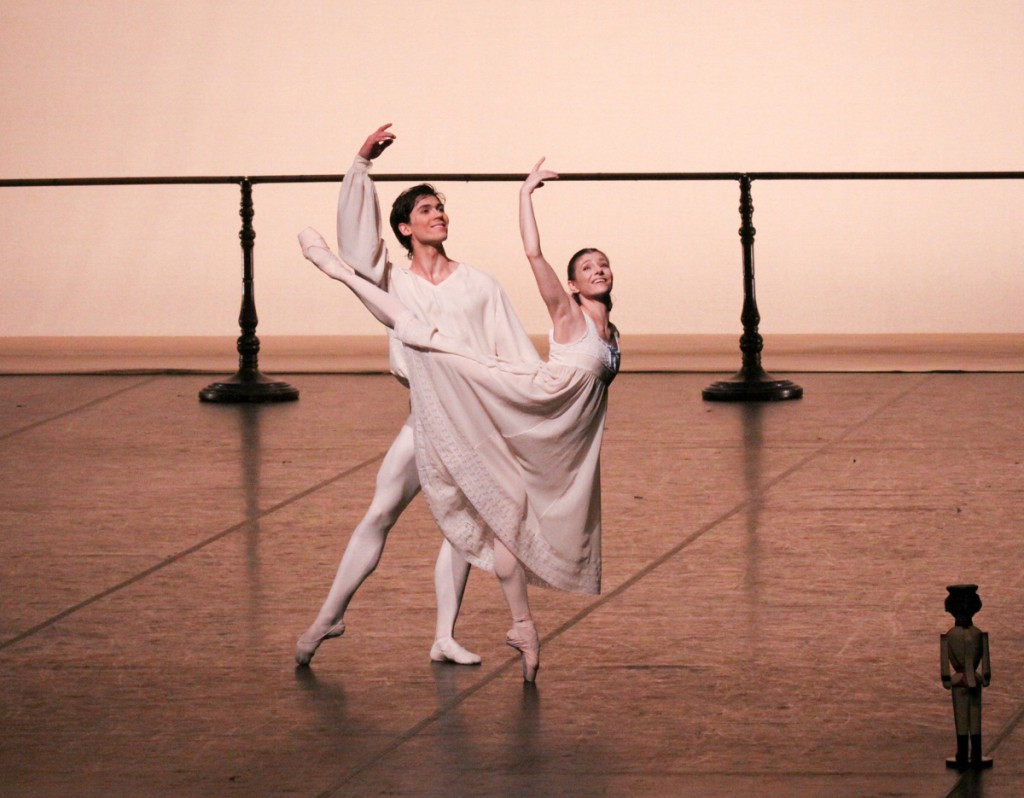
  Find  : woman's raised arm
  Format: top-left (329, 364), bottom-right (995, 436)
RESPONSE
top-left (519, 158), bottom-right (583, 340)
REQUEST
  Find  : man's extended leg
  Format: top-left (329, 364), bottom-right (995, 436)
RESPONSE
top-left (296, 421), bottom-right (478, 666)
top-left (296, 422), bottom-right (419, 665)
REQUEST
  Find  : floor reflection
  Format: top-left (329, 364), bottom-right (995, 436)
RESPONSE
top-left (293, 664), bottom-right (348, 713)
top-left (429, 664), bottom-right (485, 797)
top-left (739, 403), bottom-right (766, 666)
top-left (237, 404), bottom-right (264, 645)
top-left (510, 682), bottom-right (542, 768)
top-left (740, 402), bottom-right (765, 597)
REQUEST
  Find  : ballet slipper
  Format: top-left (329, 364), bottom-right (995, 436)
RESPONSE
top-left (298, 227), bottom-right (358, 284)
top-left (297, 227), bottom-right (330, 258)
top-left (294, 619), bottom-right (346, 667)
top-left (505, 620), bottom-right (540, 682)
top-left (429, 637), bottom-right (482, 666)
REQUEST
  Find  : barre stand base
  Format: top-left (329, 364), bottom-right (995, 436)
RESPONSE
top-left (946, 756), bottom-right (993, 770)
top-left (702, 368), bottom-right (803, 402)
top-left (199, 370), bottom-right (299, 404)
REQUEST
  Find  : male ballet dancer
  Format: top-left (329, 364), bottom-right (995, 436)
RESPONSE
top-left (295, 124), bottom-right (540, 666)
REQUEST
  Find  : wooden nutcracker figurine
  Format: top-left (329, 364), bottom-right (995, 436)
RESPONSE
top-left (940, 584), bottom-right (992, 769)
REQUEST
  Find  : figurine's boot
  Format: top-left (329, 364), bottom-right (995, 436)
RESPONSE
top-left (955, 735), bottom-right (969, 768)
top-left (970, 734), bottom-right (983, 766)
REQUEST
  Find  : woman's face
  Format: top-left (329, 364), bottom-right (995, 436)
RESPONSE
top-left (569, 251), bottom-right (613, 300)
top-left (400, 194), bottom-right (449, 249)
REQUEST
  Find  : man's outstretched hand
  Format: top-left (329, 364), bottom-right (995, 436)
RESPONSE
top-left (358, 123), bottom-right (396, 160)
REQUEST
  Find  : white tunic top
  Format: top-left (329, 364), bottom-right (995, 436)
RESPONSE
top-left (336, 156), bottom-right (539, 382)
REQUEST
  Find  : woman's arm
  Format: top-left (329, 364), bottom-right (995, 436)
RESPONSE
top-left (519, 158), bottom-right (584, 340)
top-left (299, 227), bottom-right (407, 329)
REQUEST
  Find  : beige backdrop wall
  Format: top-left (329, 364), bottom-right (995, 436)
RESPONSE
top-left (1, 0), bottom-right (1022, 340)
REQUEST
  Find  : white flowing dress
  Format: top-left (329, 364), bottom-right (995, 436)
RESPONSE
top-left (393, 310), bottom-right (620, 595)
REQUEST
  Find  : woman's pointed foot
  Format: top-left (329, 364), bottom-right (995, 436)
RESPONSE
top-left (430, 637), bottom-right (482, 665)
top-left (506, 620), bottom-right (540, 682)
top-left (298, 228), bottom-right (355, 281)
top-left (295, 619), bottom-right (346, 667)
top-left (297, 227), bottom-right (329, 259)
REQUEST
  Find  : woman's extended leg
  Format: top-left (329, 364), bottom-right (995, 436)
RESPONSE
top-left (299, 228), bottom-right (406, 328)
top-left (493, 538), bottom-right (539, 682)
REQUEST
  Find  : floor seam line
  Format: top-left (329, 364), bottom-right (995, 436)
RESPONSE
top-left (0, 375), bottom-right (160, 443)
top-left (0, 451), bottom-right (385, 652)
top-left (315, 659), bottom-right (522, 798)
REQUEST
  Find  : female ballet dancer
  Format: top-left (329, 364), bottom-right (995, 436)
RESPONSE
top-left (299, 158), bottom-right (619, 681)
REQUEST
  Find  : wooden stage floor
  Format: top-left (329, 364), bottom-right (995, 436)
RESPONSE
top-left (1, 372), bottom-right (1022, 797)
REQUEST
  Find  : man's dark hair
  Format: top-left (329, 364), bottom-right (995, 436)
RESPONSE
top-left (390, 184), bottom-right (445, 258)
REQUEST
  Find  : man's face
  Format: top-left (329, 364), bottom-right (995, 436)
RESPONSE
top-left (400, 194), bottom-right (449, 249)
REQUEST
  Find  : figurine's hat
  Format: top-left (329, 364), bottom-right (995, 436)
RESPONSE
top-left (945, 583), bottom-right (982, 616)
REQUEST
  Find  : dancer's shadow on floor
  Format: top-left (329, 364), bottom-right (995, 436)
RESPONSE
top-left (293, 665), bottom-right (349, 724)
top-left (427, 659), bottom-right (609, 796)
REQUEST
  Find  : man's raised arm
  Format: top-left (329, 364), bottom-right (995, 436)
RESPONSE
top-left (336, 124), bottom-right (396, 287)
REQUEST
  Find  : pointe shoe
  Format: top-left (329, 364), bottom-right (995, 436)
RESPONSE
top-left (297, 227), bottom-right (329, 258)
top-left (505, 620), bottom-right (540, 682)
top-left (294, 619), bottom-right (345, 667)
top-left (430, 637), bottom-right (482, 666)
top-left (298, 228), bottom-right (355, 282)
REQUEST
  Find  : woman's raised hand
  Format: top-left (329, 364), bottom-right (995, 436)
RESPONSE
top-left (522, 157), bottom-right (559, 194)
top-left (358, 123), bottom-right (396, 160)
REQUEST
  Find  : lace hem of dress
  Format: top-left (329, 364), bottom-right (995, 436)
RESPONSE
top-left (404, 345), bottom-right (601, 595)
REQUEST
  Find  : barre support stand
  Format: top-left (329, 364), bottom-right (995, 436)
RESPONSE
top-left (704, 175), bottom-right (802, 402)
top-left (200, 179), bottom-right (299, 403)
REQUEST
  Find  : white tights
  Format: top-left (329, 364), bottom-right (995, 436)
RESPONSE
top-left (310, 422), bottom-right (471, 642)
top-left (493, 538), bottom-right (532, 624)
